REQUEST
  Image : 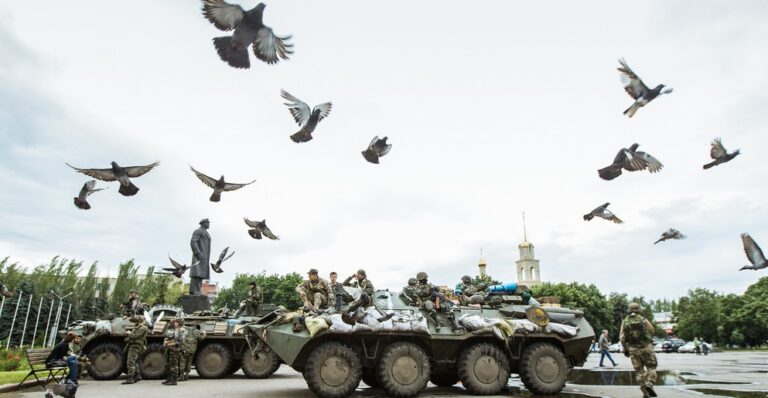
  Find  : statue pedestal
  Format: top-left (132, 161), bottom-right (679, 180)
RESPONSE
top-left (179, 294), bottom-right (210, 314)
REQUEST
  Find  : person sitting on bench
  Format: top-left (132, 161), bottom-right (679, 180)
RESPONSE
top-left (46, 332), bottom-right (80, 384)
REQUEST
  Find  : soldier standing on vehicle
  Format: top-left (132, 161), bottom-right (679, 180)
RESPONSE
top-left (296, 269), bottom-right (333, 311)
top-left (329, 272), bottom-right (347, 311)
top-left (180, 324), bottom-right (206, 381)
top-left (234, 281), bottom-right (263, 317)
top-left (620, 302), bottom-right (657, 398)
top-left (122, 317), bottom-right (148, 384)
top-left (343, 269), bottom-right (374, 316)
top-left (120, 289), bottom-right (141, 318)
top-left (162, 318), bottom-right (187, 386)
top-left (400, 278), bottom-right (419, 305)
top-left (415, 272), bottom-right (463, 331)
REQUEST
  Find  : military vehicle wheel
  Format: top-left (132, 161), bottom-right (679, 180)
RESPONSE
top-left (88, 342), bottom-right (124, 380)
top-left (430, 372), bottom-right (459, 387)
top-left (377, 342), bottom-right (431, 398)
top-left (195, 343), bottom-right (234, 378)
top-left (519, 342), bottom-right (568, 395)
top-left (304, 342), bottom-right (362, 398)
top-left (140, 342), bottom-right (166, 379)
top-left (361, 369), bottom-right (380, 388)
top-left (225, 361), bottom-right (240, 376)
top-left (458, 342), bottom-right (510, 395)
top-left (242, 348), bottom-right (280, 379)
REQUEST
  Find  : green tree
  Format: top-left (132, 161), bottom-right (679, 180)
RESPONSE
top-left (673, 288), bottom-right (720, 342)
top-left (75, 263), bottom-right (99, 321)
top-left (730, 277), bottom-right (768, 347)
top-left (214, 272), bottom-right (303, 311)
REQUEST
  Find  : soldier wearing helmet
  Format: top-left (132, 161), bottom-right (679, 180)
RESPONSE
top-left (457, 275), bottom-right (481, 305)
top-left (400, 278), bottom-right (419, 305)
top-left (620, 303), bottom-right (658, 398)
top-left (414, 272), bottom-right (462, 331)
top-left (122, 316), bottom-right (148, 384)
top-left (162, 318), bottom-right (187, 386)
top-left (295, 268), bottom-right (333, 312)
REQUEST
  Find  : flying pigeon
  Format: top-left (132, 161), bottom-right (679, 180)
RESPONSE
top-left (190, 166), bottom-right (256, 202)
top-left (362, 136), bottom-right (392, 164)
top-left (66, 161), bottom-right (159, 196)
top-left (703, 138), bottom-right (740, 170)
top-left (583, 202), bottom-right (623, 224)
top-left (73, 180), bottom-right (107, 210)
top-left (211, 246), bottom-right (235, 273)
top-left (281, 90), bottom-right (332, 143)
top-left (598, 143), bottom-right (663, 181)
top-left (161, 257), bottom-right (190, 278)
top-left (654, 228), bottom-right (687, 244)
top-left (243, 218), bottom-right (279, 240)
top-left (202, 0), bottom-right (293, 69)
top-left (740, 233), bottom-right (767, 271)
top-left (618, 58), bottom-right (673, 117)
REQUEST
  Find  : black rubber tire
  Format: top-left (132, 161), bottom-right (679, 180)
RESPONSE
top-left (304, 342), bottom-right (362, 398)
top-left (195, 343), bottom-right (234, 379)
top-left (140, 342), bottom-right (167, 379)
top-left (377, 342), bottom-right (431, 398)
top-left (361, 368), bottom-right (381, 388)
top-left (519, 342), bottom-right (568, 395)
top-left (87, 342), bottom-right (125, 380)
top-left (225, 361), bottom-right (240, 376)
top-left (458, 342), bottom-right (510, 395)
top-left (430, 372), bottom-right (460, 387)
top-left (242, 348), bottom-right (281, 379)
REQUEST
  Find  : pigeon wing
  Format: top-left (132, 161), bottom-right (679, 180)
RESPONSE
top-left (367, 136), bottom-right (379, 150)
top-left (281, 90), bottom-right (312, 126)
top-left (379, 143), bottom-right (392, 157)
top-left (710, 138), bottom-right (727, 159)
top-left (262, 225), bottom-right (279, 240)
top-left (312, 102), bottom-right (332, 122)
top-left (123, 162), bottom-right (160, 178)
top-left (222, 249), bottom-right (235, 262)
top-left (168, 256), bottom-right (185, 271)
top-left (617, 58), bottom-right (649, 100)
top-left (190, 166), bottom-right (219, 189)
top-left (67, 163), bottom-right (117, 182)
top-left (78, 181), bottom-right (95, 200)
top-left (202, 0), bottom-right (245, 31)
top-left (253, 28), bottom-right (293, 64)
top-left (636, 152), bottom-right (663, 173)
top-left (243, 217), bottom-right (261, 228)
top-left (222, 179), bottom-right (256, 192)
top-left (742, 233), bottom-right (767, 266)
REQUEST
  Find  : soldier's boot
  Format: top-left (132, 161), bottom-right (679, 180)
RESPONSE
top-left (121, 376), bottom-right (135, 385)
top-left (165, 376), bottom-right (177, 386)
top-left (429, 311), bottom-right (442, 330)
top-left (448, 314), bottom-right (464, 332)
top-left (646, 385), bottom-right (657, 397)
top-left (640, 385), bottom-right (650, 398)
top-left (134, 371), bottom-right (142, 383)
top-left (162, 375), bottom-right (174, 385)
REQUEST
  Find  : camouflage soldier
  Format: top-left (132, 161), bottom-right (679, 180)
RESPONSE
top-left (329, 272), bottom-right (351, 311)
top-left (343, 269), bottom-right (375, 316)
top-left (400, 278), bottom-right (419, 305)
top-left (457, 275), bottom-right (480, 305)
top-left (122, 317), bottom-right (148, 384)
top-left (295, 269), bottom-right (333, 311)
top-left (180, 324), bottom-right (206, 381)
top-left (620, 303), bottom-right (658, 398)
top-left (162, 318), bottom-right (187, 386)
top-left (120, 289), bottom-right (141, 318)
top-left (415, 272), bottom-right (462, 331)
top-left (234, 281), bottom-right (263, 317)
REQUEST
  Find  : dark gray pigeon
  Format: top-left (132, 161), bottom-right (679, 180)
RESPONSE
top-left (618, 58), bottom-right (673, 117)
top-left (654, 228), bottom-right (686, 244)
top-left (211, 246), bottom-right (235, 273)
top-left (598, 143), bottom-right (663, 181)
top-left (740, 233), bottom-right (767, 271)
top-left (190, 166), bottom-right (256, 202)
top-left (67, 161), bottom-right (159, 196)
top-left (203, 0), bottom-right (292, 69)
top-left (243, 218), bottom-right (279, 240)
top-left (703, 138), bottom-right (740, 170)
top-left (362, 136), bottom-right (392, 164)
top-left (583, 202), bottom-right (623, 224)
top-left (281, 90), bottom-right (332, 143)
top-left (73, 180), bottom-right (107, 210)
top-left (161, 256), bottom-right (190, 279)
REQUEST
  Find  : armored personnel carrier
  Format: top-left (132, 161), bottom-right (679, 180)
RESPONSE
top-left (245, 289), bottom-right (593, 398)
top-left (64, 304), bottom-right (280, 381)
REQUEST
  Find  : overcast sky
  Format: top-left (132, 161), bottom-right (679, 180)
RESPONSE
top-left (1, 1), bottom-right (767, 300)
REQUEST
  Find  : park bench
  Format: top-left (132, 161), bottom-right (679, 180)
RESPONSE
top-left (18, 348), bottom-right (69, 388)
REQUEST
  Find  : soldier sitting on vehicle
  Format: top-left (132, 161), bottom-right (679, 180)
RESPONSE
top-left (120, 289), bottom-right (142, 318)
top-left (342, 269), bottom-right (374, 317)
top-left (162, 318), bottom-right (187, 386)
top-left (122, 316), bottom-right (148, 384)
top-left (620, 303), bottom-right (658, 398)
top-left (329, 272), bottom-right (350, 311)
top-left (400, 278), bottom-right (419, 305)
top-left (414, 272), bottom-right (463, 332)
top-left (234, 281), bottom-right (263, 318)
top-left (180, 324), bottom-right (206, 381)
top-left (296, 268), bottom-right (334, 312)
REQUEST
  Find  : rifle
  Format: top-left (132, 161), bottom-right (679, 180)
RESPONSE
top-left (429, 286), bottom-right (456, 310)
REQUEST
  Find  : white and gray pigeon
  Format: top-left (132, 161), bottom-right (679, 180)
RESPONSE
top-left (583, 202), bottom-right (623, 224)
top-left (73, 180), bottom-right (107, 210)
top-left (190, 166), bottom-right (256, 202)
top-left (598, 143), bottom-right (663, 181)
top-left (67, 161), bottom-right (159, 196)
top-left (362, 136), bottom-right (392, 164)
top-left (618, 58), bottom-right (673, 117)
top-left (281, 90), bottom-right (332, 143)
top-left (654, 228), bottom-right (687, 244)
top-left (740, 233), bottom-right (767, 271)
top-left (703, 138), bottom-right (740, 170)
top-left (203, 0), bottom-right (293, 69)
top-left (211, 247), bottom-right (235, 273)
top-left (243, 218), bottom-right (279, 240)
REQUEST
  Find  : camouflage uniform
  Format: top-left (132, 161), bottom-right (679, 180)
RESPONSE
top-left (458, 275), bottom-right (481, 305)
top-left (620, 306), bottom-right (657, 397)
top-left (235, 284), bottom-right (263, 317)
top-left (122, 295), bottom-right (141, 317)
top-left (343, 270), bottom-right (375, 316)
top-left (296, 278), bottom-right (334, 310)
top-left (180, 327), bottom-right (206, 381)
top-left (400, 278), bottom-right (419, 305)
top-left (123, 320), bottom-right (148, 384)
top-left (162, 322), bottom-right (187, 385)
top-left (414, 272), bottom-right (462, 331)
top-left (329, 279), bottom-right (348, 310)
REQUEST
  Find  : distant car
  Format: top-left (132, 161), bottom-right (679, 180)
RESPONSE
top-left (654, 342), bottom-right (664, 353)
top-left (661, 338), bottom-right (686, 353)
top-left (677, 341), bottom-right (713, 353)
top-left (608, 343), bottom-right (623, 353)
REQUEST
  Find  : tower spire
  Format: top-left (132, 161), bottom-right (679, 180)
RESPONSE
top-left (522, 211), bottom-right (528, 242)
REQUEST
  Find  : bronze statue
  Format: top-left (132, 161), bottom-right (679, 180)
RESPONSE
top-left (189, 219), bottom-right (212, 295)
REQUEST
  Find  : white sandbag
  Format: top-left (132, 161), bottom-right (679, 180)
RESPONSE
top-left (458, 314), bottom-right (501, 332)
top-left (411, 314), bottom-right (430, 335)
top-left (545, 322), bottom-right (579, 337)
top-left (352, 322), bottom-right (373, 332)
top-left (95, 320), bottom-right (112, 334)
top-left (328, 314), bottom-right (353, 333)
top-left (376, 319), bottom-right (394, 331)
top-left (391, 314), bottom-right (412, 332)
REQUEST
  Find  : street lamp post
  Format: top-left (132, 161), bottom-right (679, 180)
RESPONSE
top-left (48, 291), bottom-right (73, 347)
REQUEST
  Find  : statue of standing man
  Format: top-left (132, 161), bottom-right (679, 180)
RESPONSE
top-left (189, 218), bottom-right (211, 296)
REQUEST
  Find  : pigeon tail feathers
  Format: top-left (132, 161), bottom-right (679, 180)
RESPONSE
top-left (583, 213), bottom-right (594, 221)
top-left (210, 191), bottom-right (221, 202)
top-left (703, 160), bottom-right (718, 170)
top-left (213, 36), bottom-right (250, 69)
top-left (624, 103), bottom-right (639, 117)
top-left (654, 238), bottom-right (664, 244)
top-left (248, 229), bottom-right (262, 239)
top-left (598, 165), bottom-right (622, 181)
top-left (290, 131), bottom-right (312, 143)
top-left (73, 198), bottom-right (91, 210)
top-left (118, 181), bottom-right (139, 196)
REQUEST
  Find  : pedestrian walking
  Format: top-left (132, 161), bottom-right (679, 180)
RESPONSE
top-left (599, 329), bottom-right (618, 367)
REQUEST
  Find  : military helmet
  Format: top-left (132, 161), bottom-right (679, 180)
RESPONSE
top-left (628, 302), bottom-right (642, 313)
top-left (173, 317), bottom-right (185, 326)
top-left (308, 268), bottom-right (319, 275)
top-left (521, 291), bottom-right (532, 300)
top-left (407, 278), bottom-right (417, 286)
top-left (461, 275), bottom-right (472, 283)
top-left (357, 269), bottom-right (367, 277)
top-left (416, 271), bottom-right (428, 281)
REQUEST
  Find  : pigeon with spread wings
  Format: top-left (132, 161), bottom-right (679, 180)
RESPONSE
top-left (66, 161), bottom-right (159, 196)
top-left (190, 166), bottom-right (256, 202)
top-left (202, 0), bottom-right (293, 69)
top-left (244, 218), bottom-right (279, 240)
top-left (211, 247), bottom-right (235, 273)
top-left (73, 180), bottom-right (107, 210)
top-left (598, 143), bottom-right (663, 181)
top-left (740, 233), bottom-right (767, 271)
top-left (160, 256), bottom-right (190, 279)
top-left (281, 90), bottom-right (332, 143)
top-left (583, 202), bottom-right (623, 224)
top-left (654, 228), bottom-right (687, 244)
top-left (618, 58), bottom-right (673, 117)
top-left (362, 136), bottom-right (392, 164)
top-left (704, 138), bottom-right (740, 170)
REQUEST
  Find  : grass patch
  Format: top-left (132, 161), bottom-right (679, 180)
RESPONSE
top-left (0, 370), bottom-right (29, 385)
